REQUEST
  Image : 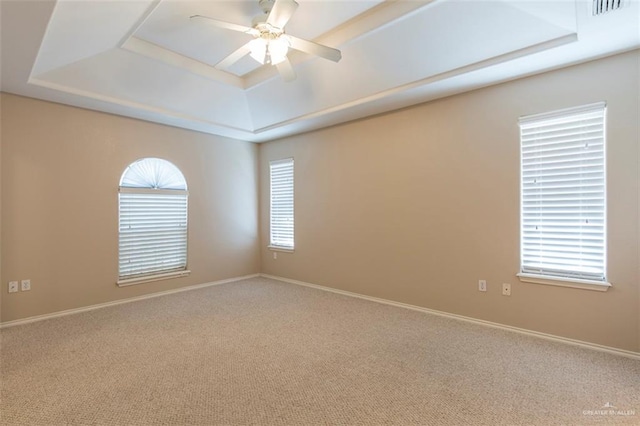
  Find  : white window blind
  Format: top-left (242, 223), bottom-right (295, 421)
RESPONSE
top-left (270, 158), bottom-right (294, 249)
top-left (118, 158), bottom-right (188, 281)
top-left (519, 102), bottom-right (606, 282)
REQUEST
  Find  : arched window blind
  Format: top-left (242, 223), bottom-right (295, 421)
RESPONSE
top-left (118, 158), bottom-right (189, 285)
top-left (519, 103), bottom-right (606, 284)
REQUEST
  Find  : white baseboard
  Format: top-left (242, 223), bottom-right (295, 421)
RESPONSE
top-left (0, 274), bottom-right (260, 329)
top-left (5, 272), bottom-right (638, 360)
top-left (260, 273), bottom-right (640, 361)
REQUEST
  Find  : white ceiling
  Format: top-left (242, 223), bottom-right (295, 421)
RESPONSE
top-left (1, 0), bottom-right (639, 142)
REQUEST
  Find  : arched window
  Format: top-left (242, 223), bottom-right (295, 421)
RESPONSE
top-left (117, 158), bottom-right (189, 286)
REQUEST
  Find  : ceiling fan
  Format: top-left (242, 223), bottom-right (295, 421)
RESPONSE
top-left (190, 0), bottom-right (342, 82)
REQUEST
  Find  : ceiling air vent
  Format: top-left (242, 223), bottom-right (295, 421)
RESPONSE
top-left (592, 0), bottom-right (623, 16)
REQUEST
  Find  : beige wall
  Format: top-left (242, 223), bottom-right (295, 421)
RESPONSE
top-left (1, 94), bottom-right (260, 322)
top-left (259, 51), bottom-right (640, 352)
top-left (2, 52), bottom-right (639, 353)
top-left (0, 93), bottom-right (3, 323)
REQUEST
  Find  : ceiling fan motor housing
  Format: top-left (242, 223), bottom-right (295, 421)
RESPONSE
top-left (251, 15), bottom-right (270, 31)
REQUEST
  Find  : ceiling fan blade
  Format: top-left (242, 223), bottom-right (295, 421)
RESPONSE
top-left (276, 58), bottom-right (297, 82)
top-left (190, 15), bottom-right (258, 36)
top-left (288, 35), bottom-right (342, 63)
top-left (215, 42), bottom-right (253, 70)
top-left (266, 0), bottom-right (299, 29)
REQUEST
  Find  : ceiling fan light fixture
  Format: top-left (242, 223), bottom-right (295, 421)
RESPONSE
top-left (248, 35), bottom-right (289, 66)
top-left (269, 36), bottom-right (290, 65)
top-left (248, 38), bottom-right (268, 64)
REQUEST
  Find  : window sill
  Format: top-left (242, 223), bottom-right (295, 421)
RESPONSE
top-left (117, 270), bottom-right (191, 287)
top-left (268, 245), bottom-right (294, 253)
top-left (517, 273), bottom-right (611, 292)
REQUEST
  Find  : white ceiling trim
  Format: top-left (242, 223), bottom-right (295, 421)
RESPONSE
top-left (252, 32), bottom-right (579, 134)
top-left (27, 75), bottom-right (252, 134)
top-left (2, 0), bottom-right (637, 143)
top-left (119, 0), bottom-right (435, 90)
top-left (121, 36), bottom-right (245, 88)
top-left (117, 0), bottom-right (162, 47)
top-left (27, 30), bottom-right (577, 138)
top-left (115, 1), bottom-right (249, 86)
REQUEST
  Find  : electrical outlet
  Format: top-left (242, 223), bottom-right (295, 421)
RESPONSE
top-left (8, 281), bottom-right (19, 293)
top-left (273, 252), bottom-right (277, 259)
top-left (21, 279), bottom-right (31, 291)
top-left (478, 280), bottom-right (487, 292)
top-left (502, 283), bottom-right (511, 296)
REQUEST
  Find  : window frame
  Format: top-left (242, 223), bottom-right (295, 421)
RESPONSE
top-left (269, 158), bottom-right (295, 251)
top-left (117, 158), bottom-right (190, 287)
top-left (517, 102), bottom-right (611, 292)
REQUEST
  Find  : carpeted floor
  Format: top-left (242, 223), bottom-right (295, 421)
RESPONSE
top-left (1, 277), bottom-right (639, 425)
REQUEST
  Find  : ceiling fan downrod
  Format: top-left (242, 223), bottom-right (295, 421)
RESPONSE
top-left (258, 0), bottom-right (277, 14)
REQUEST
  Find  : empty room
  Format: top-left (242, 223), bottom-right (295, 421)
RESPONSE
top-left (1, 0), bottom-right (639, 424)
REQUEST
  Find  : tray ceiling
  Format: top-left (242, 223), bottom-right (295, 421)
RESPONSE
top-left (1, 0), bottom-right (639, 142)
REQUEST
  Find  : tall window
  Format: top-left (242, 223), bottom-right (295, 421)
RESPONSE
top-left (270, 158), bottom-right (294, 250)
top-left (118, 158), bottom-right (189, 286)
top-left (519, 103), bottom-right (607, 287)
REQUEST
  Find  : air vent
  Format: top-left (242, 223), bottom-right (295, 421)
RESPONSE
top-left (593, 0), bottom-right (623, 16)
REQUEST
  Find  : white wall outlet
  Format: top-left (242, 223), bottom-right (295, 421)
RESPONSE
top-left (478, 280), bottom-right (487, 292)
top-left (502, 283), bottom-right (511, 296)
top-left (21, 279), bottom-right (31, 291)
top-left (273, 252), bottom-right (277, 259)
top-left (8, 281), bottom-right (19, 293)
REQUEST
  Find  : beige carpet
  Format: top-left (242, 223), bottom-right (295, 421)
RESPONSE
top-left (1, 277), bottom-right (639, 425)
